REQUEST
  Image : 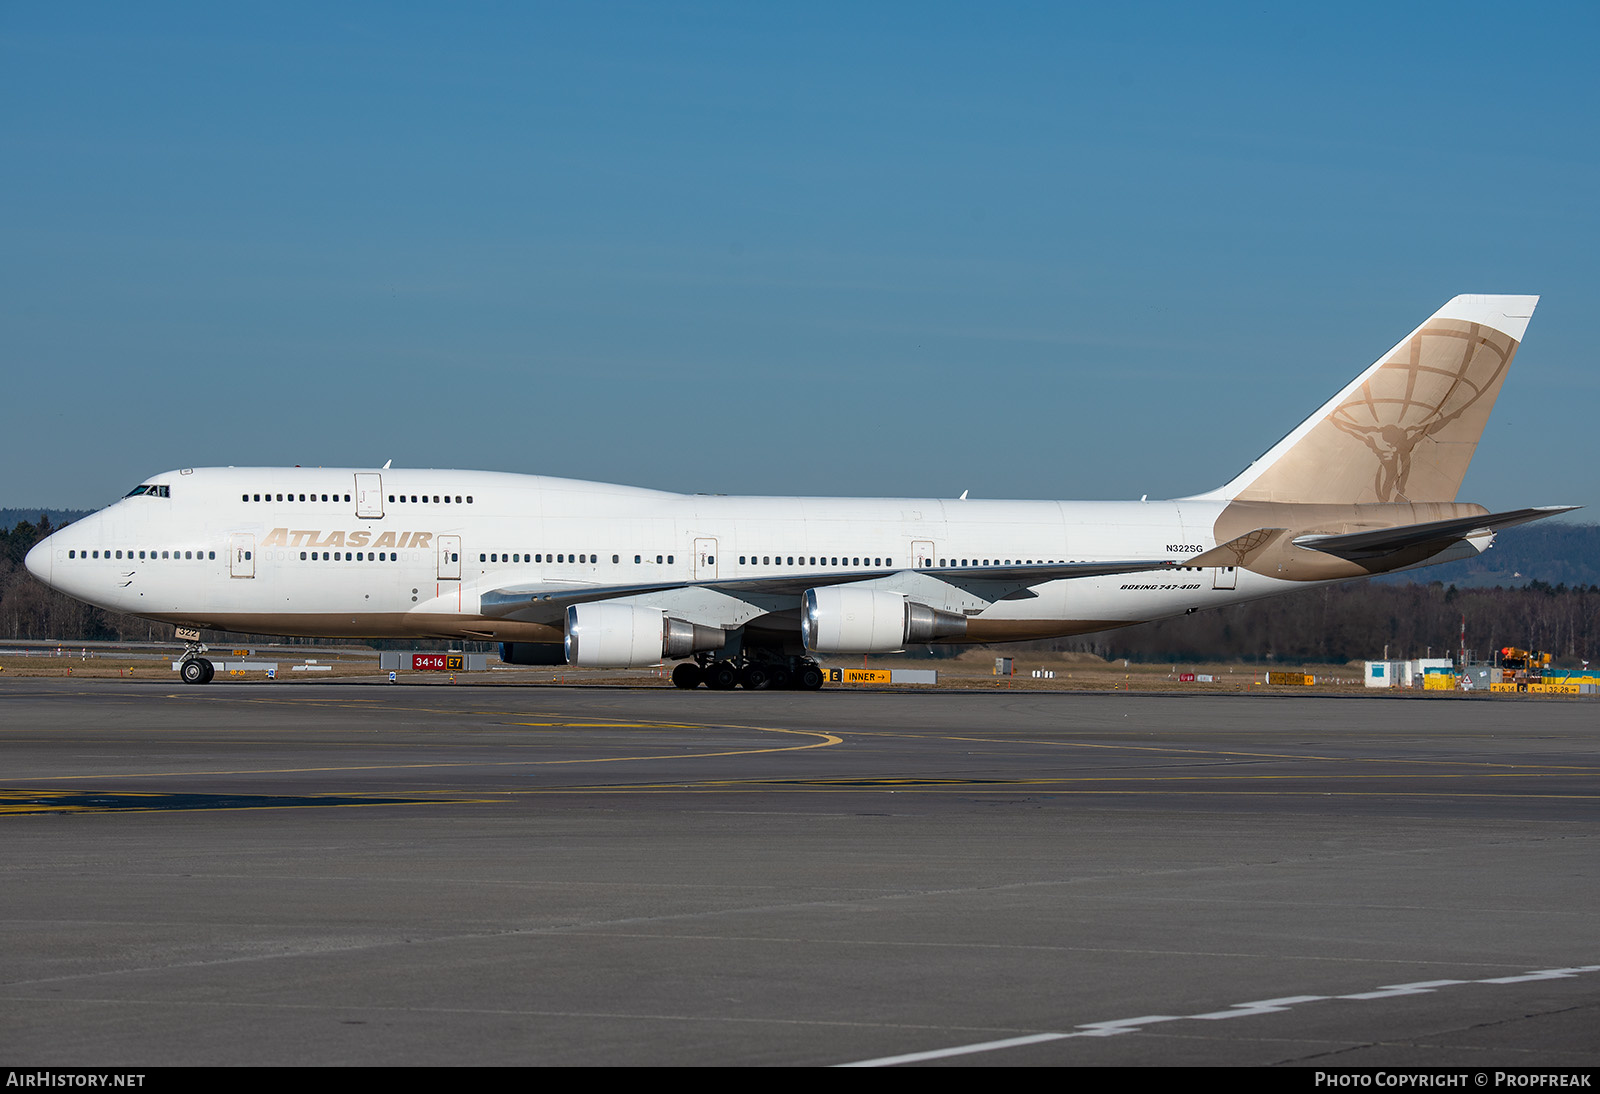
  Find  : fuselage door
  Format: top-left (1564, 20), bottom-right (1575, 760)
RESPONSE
top-left (229, 533), bottom-right (255, 578)
top-left (1212, 565), bottom-right (1237, 590)
top-left (912, 540), bottom-right (936, 569)
top-left (355, 474), bottom-right (384, 518)
top-left (438, 535), bottom-right (461, 580)
top-left (694, 537), bottom-right (718, 581)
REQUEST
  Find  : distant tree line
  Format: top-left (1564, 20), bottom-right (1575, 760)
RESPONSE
top-left (1024, 579), bottom-right (1600, 665)
top-left (4, 517), bottom-right (1597, 663)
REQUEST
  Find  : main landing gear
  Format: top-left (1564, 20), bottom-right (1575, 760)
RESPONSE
top-left (672, 654), bottom-right (825, 691)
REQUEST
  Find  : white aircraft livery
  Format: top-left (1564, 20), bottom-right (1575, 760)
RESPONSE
top-left (25, 294), bottom-right (1576, 688)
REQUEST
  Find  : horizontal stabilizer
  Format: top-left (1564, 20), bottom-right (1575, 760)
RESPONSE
top-left (1291, 506), bottom-right (1579, 561)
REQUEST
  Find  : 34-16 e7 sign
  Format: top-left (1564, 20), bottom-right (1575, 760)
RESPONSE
top-left (411, 654), bottom-right (464, 672)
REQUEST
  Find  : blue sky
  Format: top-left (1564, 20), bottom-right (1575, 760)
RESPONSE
top-left (3, 3), bottom-right (1596, 517)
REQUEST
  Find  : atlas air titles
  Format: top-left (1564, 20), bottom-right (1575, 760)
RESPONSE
top-left (258, 528), bottom-right (437, 550)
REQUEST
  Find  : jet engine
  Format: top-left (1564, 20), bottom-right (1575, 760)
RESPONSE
top-left (564, 603), bottom-right (726, 668)
top-left (801, 587), bottom-right (967, 654)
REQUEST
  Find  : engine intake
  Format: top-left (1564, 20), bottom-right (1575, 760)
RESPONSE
top-left (802, 587), bottom-right (966, 654)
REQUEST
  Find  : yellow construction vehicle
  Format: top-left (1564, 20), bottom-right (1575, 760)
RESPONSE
top-left (1498, 647), bottom-right (1552, 688)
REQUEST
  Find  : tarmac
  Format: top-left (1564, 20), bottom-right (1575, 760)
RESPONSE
top-left (1, 678), bottom-right (1596, 1066)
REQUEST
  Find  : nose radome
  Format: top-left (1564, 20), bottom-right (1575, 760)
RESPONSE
top-left (25, 536), bottom-right (52, 585)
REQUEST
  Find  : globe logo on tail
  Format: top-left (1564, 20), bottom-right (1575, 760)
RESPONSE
top-left (1326, 322), bottom-right (1514, 502)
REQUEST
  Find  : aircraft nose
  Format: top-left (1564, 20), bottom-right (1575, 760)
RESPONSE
top-left (25, 536), bottom-right (52, 585)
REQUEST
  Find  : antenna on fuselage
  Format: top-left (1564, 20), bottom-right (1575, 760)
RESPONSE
top-left (382, 459), bottom-right (392, 469)
top-left (958, 490), bottom-right (968, 500)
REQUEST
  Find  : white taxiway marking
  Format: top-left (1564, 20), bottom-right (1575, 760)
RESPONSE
top-left (836, 963), bottom-right (1600, 1067)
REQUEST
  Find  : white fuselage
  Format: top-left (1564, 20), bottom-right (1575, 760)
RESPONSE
top-left (26, 466), bottom-right (1291, 646)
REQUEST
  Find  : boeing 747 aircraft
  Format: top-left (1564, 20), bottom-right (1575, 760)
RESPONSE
top-left (24, 294), bottom-right (1574, 688)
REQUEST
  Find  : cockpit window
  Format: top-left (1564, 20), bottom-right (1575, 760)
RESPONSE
top-left (124, 485), bottom-right (171, 498)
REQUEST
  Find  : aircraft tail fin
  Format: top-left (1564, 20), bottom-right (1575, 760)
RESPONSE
top-left (1195, 295), bottom-right (1538, 504)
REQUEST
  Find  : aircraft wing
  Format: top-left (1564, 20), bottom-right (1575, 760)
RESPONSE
top-left (1291, 506), bottom-right (1579, 561)
top-left (478, 557), bottom-right (1180, 623)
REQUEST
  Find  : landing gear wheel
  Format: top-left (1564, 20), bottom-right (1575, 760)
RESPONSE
top-left (180, 658), bottom-right (210, 685)
top-left (741, 664), bottom-right (772, 690)
top-left (797, 665), bottom-right (824, 691)
top-left (704, 662), bottom-right (739, 690)
top-left (766, 667), bottom-right (792, 690)
top-left (198, 658), bottom-right (215, 684)
top-left (671, 663), bottom-right (703, 689)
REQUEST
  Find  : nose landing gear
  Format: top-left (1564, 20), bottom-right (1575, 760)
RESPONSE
top-left (175, 627), bottom-right (215, 685)
top-left (179, 656), bottom-right (215, 685)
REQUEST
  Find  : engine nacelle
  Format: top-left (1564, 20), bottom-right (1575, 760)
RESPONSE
top-left (564, 603), bottom-right (726, 668)
top-left (499, 642), bottom-right (567, 666)
top-left (801, 588), bottom-right (967, 654)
